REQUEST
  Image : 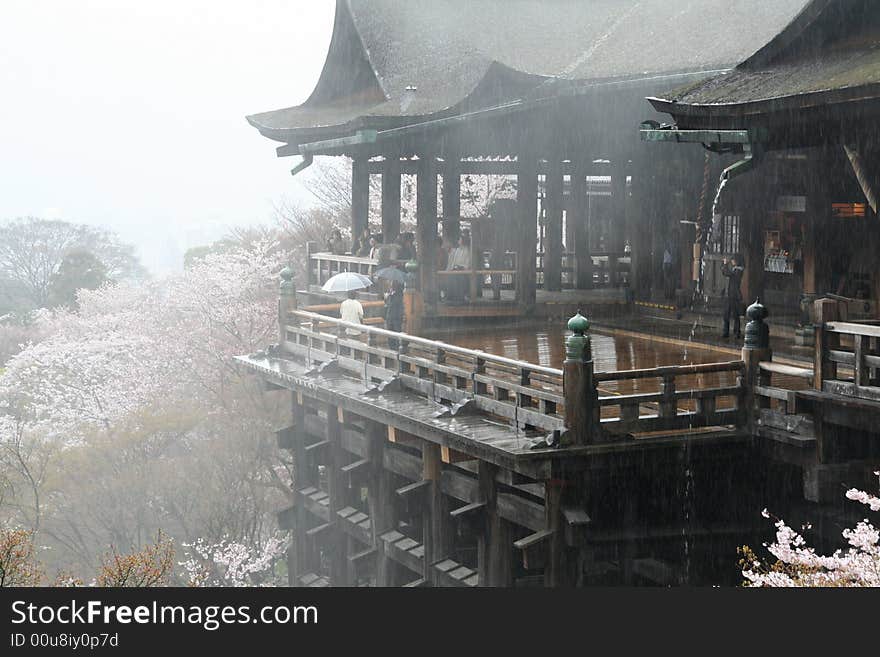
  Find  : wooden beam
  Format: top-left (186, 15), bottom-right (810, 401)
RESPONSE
top-left (441, 445), bottom-right (472, 464)
top-left (395, 480), bottom-right (431, 515)
top-left (340, 458), bottom-right (370, 488)
top-left (514, 528), bottom-right (554, 570)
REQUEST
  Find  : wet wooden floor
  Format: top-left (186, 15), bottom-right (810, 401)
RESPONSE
top-left (425, 322), bottom-right (808, 404)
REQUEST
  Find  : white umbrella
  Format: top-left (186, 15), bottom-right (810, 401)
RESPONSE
top-left (321, 271), bottom-right (373, 293)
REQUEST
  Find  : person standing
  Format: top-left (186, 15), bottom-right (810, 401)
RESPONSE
top-left (662, 246), bottom-right (675, 300)
top-left (445, 231), bottom-right (472, 303)
top-left (384, 280), bottom-right (404, 348)
top-left (339, 290), bottom-right (364, 337)
top-left (326, 228), bottom-right (347, 255)
top-left (353, 227), bottom-right (372, 256)
top-left (720, 256), bottom-right (744, 338)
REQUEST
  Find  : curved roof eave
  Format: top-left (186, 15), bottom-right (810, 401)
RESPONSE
top-left (648, 82), bottom-right (880, 121)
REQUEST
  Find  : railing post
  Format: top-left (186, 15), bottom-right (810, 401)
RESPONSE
top-left (742, 299), bottom-right (771, 433)
top-left (278, 266), bottom-right (296, 346)
top-left (813, 298), bottom-right (839, 390)
top-left (563, 311), bottom-right (599, 445)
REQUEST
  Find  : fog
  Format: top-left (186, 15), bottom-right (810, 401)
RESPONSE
top-left (0, 0), bottom-right (334, 274)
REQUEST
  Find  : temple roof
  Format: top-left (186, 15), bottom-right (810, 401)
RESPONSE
top-left (247, 0), bottom-right (810, 144)
top-left (649, 0), bottom-right (880, 119)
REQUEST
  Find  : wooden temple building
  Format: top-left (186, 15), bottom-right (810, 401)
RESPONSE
top-left (247, 0), bottom-right (811, 323)
top-left (238, 0), bottom-right (880, 587)
top-left (645, 0), bottom-right (880, 326)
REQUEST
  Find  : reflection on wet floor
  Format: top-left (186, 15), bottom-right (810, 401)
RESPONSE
top-left (427, 322), bottom-right (806, 412)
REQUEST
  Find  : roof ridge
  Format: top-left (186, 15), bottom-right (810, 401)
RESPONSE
top-left (344, 0), bottom-right (389, 101)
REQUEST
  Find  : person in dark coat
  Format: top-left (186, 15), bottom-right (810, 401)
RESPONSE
top-left (721, 256), bottom-right (744, 338)
top-left (384, 280), bottom-right (405, 348)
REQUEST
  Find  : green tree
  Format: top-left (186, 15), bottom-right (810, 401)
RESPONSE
top-left (47, 249), bottom-right (108, 309)
top-left (0, 217), bottom-right (146, 312)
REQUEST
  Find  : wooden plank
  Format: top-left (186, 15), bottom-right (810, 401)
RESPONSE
top-left (823, 380), bottom-right (880, 403)
top-left (275, 426), bottom-right (297, 450)
top-left (341, 427), bottom-right (367, 458)
top-left (496, 492), bottom-right (545, 531)
top-left (440, 469), bottom-right (480, 503)
top-left (382, 445), bottom-right (423, 481)
top-left (441, 445), bottom-right (473, 464)
top-left (305, 522), bottom-right (332, 539)
top-left (595, 361), bottom-right (743, 382)
top-left (826, 322), bottom-right (880, 338)
top-left (395, 480), bottom-right (431, 515)
top-left (298, 489), bottom-right (331, 522)
top-left (759, 361), bottom-right (814, 381)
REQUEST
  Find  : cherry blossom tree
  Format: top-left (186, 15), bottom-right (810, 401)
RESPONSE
top-left (180, 534), bottom-right (287, 587)
top-left (741, 470), bottom-right (880, 587)
top-left (0, 239), bottom-right (291, 578)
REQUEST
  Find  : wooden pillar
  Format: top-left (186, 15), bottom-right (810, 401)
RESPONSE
top-left (422, 443), bottom-right (450, 583)
top-left (442, 156), bottom-right (461, 243)
top-left (382, 157), bottom-right (401, 242)
top-left (743, 211), bottom-right (765, 306)
top-left (571, 162), bottom-right (593, 289)
top-left (290, 393), bottom-right (312, 586)
top-left (517, 149), bottom-right (539, 309)
top-left (352, 156), bottom-right (370, 239)
top-left (544, 476), bottom-right (571, 586)
top-left (628, 155), bottom-right (652, 299)
top-left (325, 405), bottom-right (349, 585)
top-left (366, 421), bottom-right (401, 586)
top-left (544, 159), bottom-right (564, 292)
top-left (417, 154), bottom-right (439, 309)
top-left (479, 462), bottom-right (513, 587)
top-left (609, 157), bottom-right (627, 287)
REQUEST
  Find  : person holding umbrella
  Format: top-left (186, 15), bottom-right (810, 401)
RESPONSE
top-left (321, 271), bottom-right (372, 337)
top-left (340, 290), bottom-right (364, 336)
top-left (384, 280), bottom-right (404, 348)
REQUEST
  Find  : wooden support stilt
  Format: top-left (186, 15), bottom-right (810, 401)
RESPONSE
top-left (366, 421), bottom-right (401, 586)
top-left (290, 393), bottom-right (311, 586)
top-left (422, 443), bottom-right (450, 584)
top-left (326, 404), bottom-right (348, 585)
top-left (479, 462), bottom-right (513, 587)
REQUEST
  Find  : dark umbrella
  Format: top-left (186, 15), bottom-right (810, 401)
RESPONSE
top-left (373, 266), bottom-right (408, 284)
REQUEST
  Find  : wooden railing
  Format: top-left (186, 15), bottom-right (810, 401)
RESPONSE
top-left (754, 361), bottom-right (813, 414)
top-left (595, 361), bottom-right (745, 435)
top-left (282, 310), bottom-right (565, 434)
top-left (307, 251), bottom-right (381, 290)
top-left (278, 309), bottom-right (749, 440)
top-left (816, 321), bottom-right (880, 402)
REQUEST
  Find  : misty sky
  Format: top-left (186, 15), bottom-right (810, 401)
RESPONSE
top-left (0, 0), bottom-right (335, 273)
